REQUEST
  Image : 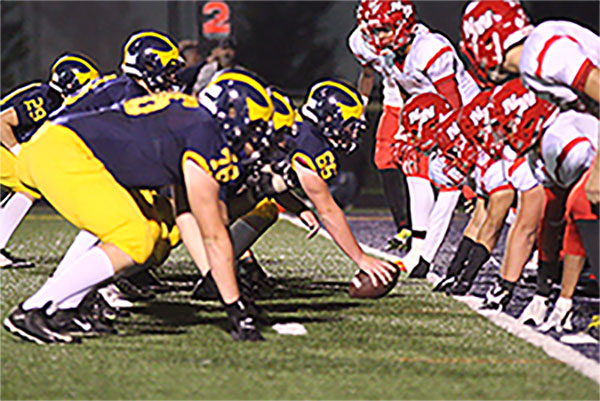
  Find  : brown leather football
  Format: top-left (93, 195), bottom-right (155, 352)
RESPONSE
top-left (348, 261), bottom-right (401, 299)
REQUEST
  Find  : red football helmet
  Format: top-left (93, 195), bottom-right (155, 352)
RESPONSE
top-left (457, 90), bottom-right (503, 159)
top-left (460, 0), bottom-right (532, 82)
top-left (361, 0), bottom-right (418, 54)
top-left (435, 109), bottom-right (480, 182)
top-left (489, 79), bottom-right (559, 155)
top-left (401, 92), bottom-right (452, 155)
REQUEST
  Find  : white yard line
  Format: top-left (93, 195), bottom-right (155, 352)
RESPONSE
top-left (280, 214), bottom-right (600, 384)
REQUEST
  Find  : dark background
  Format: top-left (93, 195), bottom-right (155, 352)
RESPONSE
top-left (2, 1), bottom-right (598, 197)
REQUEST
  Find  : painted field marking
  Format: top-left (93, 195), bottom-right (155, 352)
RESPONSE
top-left (280, 214), bottom-right (600, 384)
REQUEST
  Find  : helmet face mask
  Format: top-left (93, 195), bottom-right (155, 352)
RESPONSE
top-left (49, 53), bottom-right (100, 96)
top-left (122, 30), bottom-right (185, 92)
top-left (301, 79), bottom-right (367, 155)
top-left (357, 0), bottom-right (417, 54)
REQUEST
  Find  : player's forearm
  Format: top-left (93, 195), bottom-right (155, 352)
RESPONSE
top-left (357, 67), bottom-right (376, 100)
top-left (0, 119), bottom-right (18, 149)
top-left (176, 212), bottom-right (210, 276)
top-left (583, 67), bottom-right (600, 103)
top-left (317, 199), bottom-right (363, 264)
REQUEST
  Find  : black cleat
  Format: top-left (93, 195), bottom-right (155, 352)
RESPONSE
top-left (115, 276), bottom-right (156, 301)
top-left (225, 298), bottom-right (265, 342)
top-left (447, 280), bottom-right (471, 296)
top-left (191, 272), bottom-right (220, 301)
top-left (0, 249), bottom-right (34, 269)
top-left (432, 275), bottom-right (456, 292)
top-left (3, 303), bottom-right (76, 344)
top-left (480, 282), bottom-right (512, 312)
top-left (230, 316), bottom-right (265, 342)
top-left (408, 257), bottom-right (430, 279)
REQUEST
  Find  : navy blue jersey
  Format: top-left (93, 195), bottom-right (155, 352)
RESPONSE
top-left (52, 74), bottom-right (147, 118)
top-left (290, 122), bottom-right (338, 184)
top-left (52, 92), bottom-right (241, 189)
top-left (0, 82), bottom-right (63, 143)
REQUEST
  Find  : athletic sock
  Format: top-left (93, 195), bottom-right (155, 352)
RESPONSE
top-left (458, 242), bottom-right (490, 285)
top-left (52, 230), bottom-right (99, 278)
top-left (420, 190), bottom-right (461, 263)
top-left (22, 247), bottom-right (114, 313)
top-left (0, 193), bottom-right (34, 249)
top-left (447, 237), bottom-right (476, 278)
top-left (536, 260), bottom-right (560, 296)
top-left (379, 169), bottom-right (411, 230)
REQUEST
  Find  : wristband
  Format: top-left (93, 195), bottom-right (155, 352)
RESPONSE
top-left (9, 143), bottom-right (21, 156)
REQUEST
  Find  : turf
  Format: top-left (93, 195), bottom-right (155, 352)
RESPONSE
top-left (1, 210), bottom-right (598, 400)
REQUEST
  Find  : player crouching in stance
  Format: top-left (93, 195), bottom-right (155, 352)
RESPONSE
top-left (0, 53), bottom-right (100, 268)
top-left (194, 79), bottom-right (398, 297)
top-left (460, 0), bottom-right (599, 340)
top-left (3, 73), bottom-right (273, 344)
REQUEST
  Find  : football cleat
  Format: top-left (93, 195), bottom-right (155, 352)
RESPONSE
top-left (479, 282), bottom-right (512, 312)
top-left (97, 284), bottom-right (135, 310)
top-left (560, 315), bottom-right (599, 345)
top-left (225, 298), bottom-right (265, 342)
top-left (0, 249), bottom-right (35, 269)
top-left (447, 279), bottom-right (471, 296)
top-left (407, 257), bottom-right (430, 279)
top-left (432, 275), bottom-right (456, 292)
top-left (191, 272), bottom-right (220, 301)
top-left (3, 303), bottom-right (76, 344)
top-left (518, 295), bottom-right (548, 326)
top-left (385, 228), bottom-right (413, 252)
top-left (538, 298), bottom-right (574, 333)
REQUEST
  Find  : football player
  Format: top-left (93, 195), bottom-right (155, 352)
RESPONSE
top-left (38, 31), bottom-right (186, 311)
top-left (0, 53), bottom-right (100, 268)
top-left (350, 0), bottom-right (411, 252)
top-left (189, 84), bottom-right (320, 300)
top-left (193, 79), bottom-right (397, 296)
top-left (4, 71), bottom-right (272, 344)
top-left (461, 1), bottom-right (599, 335)
top-left (360, 0), bottom-right (480, 276)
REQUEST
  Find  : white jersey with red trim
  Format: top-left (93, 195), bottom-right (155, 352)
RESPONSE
top-left (527, 110), bottom-right (598, 188)
top-left (390, 26), bottom-right (480, 104)
top-left (520, 20), bottom-right (599, 114)
top-left (474, 153), bottom-right (511, 198)
top-left (348, 28), bottom-right (403, 108)
top-left (505, 157), bottom-right (539, 193)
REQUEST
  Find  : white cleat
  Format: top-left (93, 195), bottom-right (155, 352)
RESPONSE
top-left (538, 297), bottom-right (573, 333)
top-left (97, 284), bottom-right (134, 309)
top-left (518, 295), bottom-right (548, 326)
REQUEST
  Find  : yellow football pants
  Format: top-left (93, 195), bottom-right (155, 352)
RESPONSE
top-left (17, 123), bottom-right (160, 264)
top-left (0, 145), bottom-right (41, 199)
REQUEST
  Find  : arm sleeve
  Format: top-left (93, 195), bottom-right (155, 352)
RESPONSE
top-left (427, 50), bottom-right (462, 108)
top-left (273, 191), bottom-right (310, 216)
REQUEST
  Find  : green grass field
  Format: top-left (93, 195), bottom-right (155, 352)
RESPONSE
top-left (1, 211), bottom-right (598, 400)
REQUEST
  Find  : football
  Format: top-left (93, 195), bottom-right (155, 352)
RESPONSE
top-left (348, 261), bottom-right (402, 299)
